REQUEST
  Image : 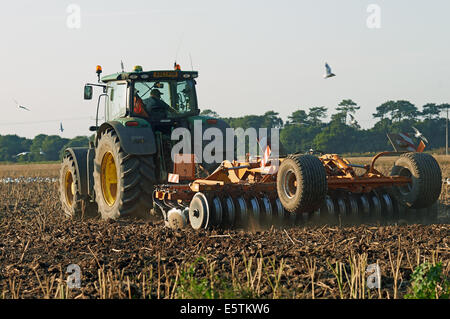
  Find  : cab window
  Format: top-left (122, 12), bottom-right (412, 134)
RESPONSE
top-left (106, 82), bottom-right (127, 120)
top-left (133, 79), bottom-right (198, 117)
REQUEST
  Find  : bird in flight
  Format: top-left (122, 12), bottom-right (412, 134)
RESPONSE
top-left (412, 126), bottom-right (429, 144)
top-left (324, 62), bottom-right (336, 79)
top-left (60, 122), bottom-right (64, 133)
top-left (13, 99), bottom-right (31, 111)
top-left (348, 113), bottom-right (358, 126)
top-left (14, 151), bottom-right (30, 157)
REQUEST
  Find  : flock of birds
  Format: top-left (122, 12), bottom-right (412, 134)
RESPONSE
top-left (13, 98), bottom-right (64, 133)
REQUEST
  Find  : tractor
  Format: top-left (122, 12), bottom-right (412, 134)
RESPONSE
top-left (59, 64), bottom-right (230, 220)
top-left (59, 65), bottom-right (443, 229)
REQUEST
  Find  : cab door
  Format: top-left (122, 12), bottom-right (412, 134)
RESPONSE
top-left (106, 81), bottom-right (128, 121)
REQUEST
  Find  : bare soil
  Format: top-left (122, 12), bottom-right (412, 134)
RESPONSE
top-left (0, 181), bottom-right (448, 299)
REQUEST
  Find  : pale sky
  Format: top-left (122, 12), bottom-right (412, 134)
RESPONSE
top-left (1, 0), bottom-right (449, 138)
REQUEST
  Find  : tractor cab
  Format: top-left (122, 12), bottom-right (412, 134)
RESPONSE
top-left (84, 65), bottom-right (200, 127)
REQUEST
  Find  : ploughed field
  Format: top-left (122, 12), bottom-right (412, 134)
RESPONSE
top-left (0, 158), bottom-right (449, 299)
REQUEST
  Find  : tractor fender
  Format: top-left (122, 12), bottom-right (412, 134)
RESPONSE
top-left (63, 147), bottom-right (90, 197)
top-left (97, 121), bottom-right (157, 155)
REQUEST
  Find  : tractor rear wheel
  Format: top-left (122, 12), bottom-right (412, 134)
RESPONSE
top-left (94, 129), bottom-right (156, 220)
top-left (59, 155), bottom-right (97, 219)
top-left (276, 154), bottom-right (328, 214)
top-left (390, 152), bottom-right (442, 209)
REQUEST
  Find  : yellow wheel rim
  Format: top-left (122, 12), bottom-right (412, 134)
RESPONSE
top-left (101, 152), bottom-right (118, 206)
top-left (64, 170), bottom-right (74, 206)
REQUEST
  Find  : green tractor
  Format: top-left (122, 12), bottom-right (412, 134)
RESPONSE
top-left (59, 64), bottom-right (230, 220)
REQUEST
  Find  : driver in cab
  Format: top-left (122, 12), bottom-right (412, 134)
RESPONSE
top-left (134, 88), bottom-right (171, 119)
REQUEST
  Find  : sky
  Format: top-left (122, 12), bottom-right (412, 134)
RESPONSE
top-left (1, 0), bottom-right (450, 139)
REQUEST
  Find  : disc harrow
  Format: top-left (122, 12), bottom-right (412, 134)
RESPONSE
top-left (154, 151), bottom-right (442, 230)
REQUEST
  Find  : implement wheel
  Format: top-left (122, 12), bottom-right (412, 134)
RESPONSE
top-left (59, 155), bottom-right (97, 219)
top-left (94, 129), bottom-right (156, 220)
top-left (390, 152), bottom-right (442, 209)
top-left (276, 154), bottom-right (327, 213)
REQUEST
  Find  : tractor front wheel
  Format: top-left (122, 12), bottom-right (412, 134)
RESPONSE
top-left (93, 129), bottom-right (156, 220)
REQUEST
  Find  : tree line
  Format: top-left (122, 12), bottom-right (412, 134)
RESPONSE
top-left (0, 135), bottom-right (90, 162)
top-left (202, 99), bottom-right (450, 155)
top-left (0, 99), bottom-right (448, 163)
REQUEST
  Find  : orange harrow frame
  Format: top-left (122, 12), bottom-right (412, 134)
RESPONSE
top-left (154, 151), bottom-right (411, 203)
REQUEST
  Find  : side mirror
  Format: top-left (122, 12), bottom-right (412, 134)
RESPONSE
top-left (84, 85), bottom-right (93, 100)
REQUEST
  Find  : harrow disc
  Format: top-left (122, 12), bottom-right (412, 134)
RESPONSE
top-left (335, 197), bottom-right (347, 219)
top-left (210, 197), bottom-right (223, 226)
top-left (248, 196), bottom-right (261, 222)
top-left (234, 196), bottom-right (248, 228)
top-left (189, 192), bottom-right (210, 230)
top-left (274, 198), bottom-right (296, 226)
top-left (260, 196), bottom-right (273, 225)
top-left (313, 195), bottom-right (334, 224)
top-left (222, 196), bottom-right (236, 227)
top-left (369, 192), bottom-right (382, 221)
top-left (380, 192), bottom-right (394, 221)
top-left (358, 194), bottom-right (371, 219)
top-left (347, 195), bottom-right (359, 218)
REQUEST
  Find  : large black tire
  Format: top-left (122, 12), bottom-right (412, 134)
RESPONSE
top-left (94, 129), bottom-right (156, 220)
top-left (276, 154), bottom-right (328, 213)
top-left (59, 155), bottom-right (98, 219)
top-left (390, 152), bottom-right (442, 209)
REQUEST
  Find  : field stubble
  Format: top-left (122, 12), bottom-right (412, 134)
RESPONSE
top-left (0, 157), bottom-right (448, 299)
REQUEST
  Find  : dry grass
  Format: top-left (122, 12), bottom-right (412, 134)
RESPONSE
top-left (0, 163), bottom-right (60, 178)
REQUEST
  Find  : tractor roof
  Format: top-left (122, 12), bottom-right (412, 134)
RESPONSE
top-left (101, 70), bottom-right (198, 83)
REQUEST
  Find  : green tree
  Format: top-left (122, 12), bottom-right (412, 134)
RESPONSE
top-left (287, 109), bottom-right (309, 126)
top-left (307, 107), bottom-right (327, 126)
top-left (373, 101), bottom-right (395, 120)
top-left (336, 99), bottom-right (360, 124)
top-left (262, 110), bottom-right (283, 128)
top-left (0, 135), bottom-right (30, 162)
top-left (421, 103), bottom-right (441, 120)
top-left (41, 135), bottom-right (70, 161)
top-left (392, 100), bottom-right (418, 122)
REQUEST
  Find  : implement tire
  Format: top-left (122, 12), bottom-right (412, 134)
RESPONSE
top-left (390, 152), bottom-right (442, 209)
top-left (276, 154), bottom-right (327, 213)
top-left (94, 129), bottom-right (156, 220)
top-left (59, 155), bottom-right (97, 219)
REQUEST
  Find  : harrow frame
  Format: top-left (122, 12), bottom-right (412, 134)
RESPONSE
top-left (152, 151), bottom-right (439, 230)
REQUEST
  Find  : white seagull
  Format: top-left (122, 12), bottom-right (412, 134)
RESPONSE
top-left (14, 151), bottom-right (30, 157)
top-left (412, 126), bottom-right (429, 144)
top-left (324, 62), bottom-right (336, 79)
top-left (13, 99), bottom-right (31, 111)
top-left (348, 113), bottom-right (358, 126)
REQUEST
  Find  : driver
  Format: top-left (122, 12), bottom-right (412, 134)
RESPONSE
top-left (143, 89), bottom-right (171, 116)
